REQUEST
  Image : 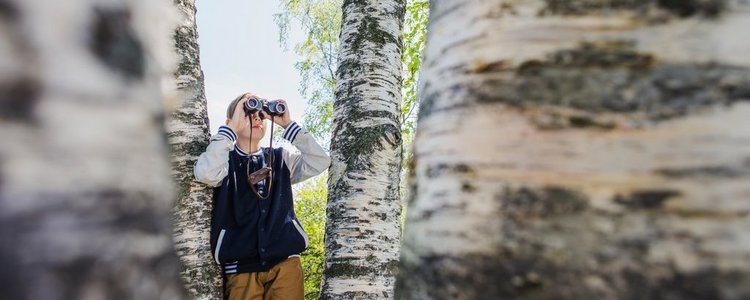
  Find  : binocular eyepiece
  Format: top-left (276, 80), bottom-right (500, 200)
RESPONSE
top-left (244, 98), bottom-right (286, 117)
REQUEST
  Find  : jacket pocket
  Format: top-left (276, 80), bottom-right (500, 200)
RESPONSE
top-left (292, 219), bottom-right (309, 248)
top-left (214, 228), bottom-right (227, 264)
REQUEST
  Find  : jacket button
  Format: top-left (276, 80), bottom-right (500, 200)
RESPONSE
top-left (261, 261), bottom-right (267, 266)
top-left (261, 248), bottom-right (266, 252)
top-left (261, 209), bottom-right (267, 214)
top-left (260, 227), bottom-right (265, 232)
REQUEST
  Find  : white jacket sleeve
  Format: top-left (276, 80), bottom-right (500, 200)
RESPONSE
top-left (194, 125), bottom-right (236, 187)
top-left (280, 121), bottom-right (331, 184)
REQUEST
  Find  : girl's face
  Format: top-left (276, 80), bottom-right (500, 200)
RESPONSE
top-left (231, 99), bottom-right (266, 141)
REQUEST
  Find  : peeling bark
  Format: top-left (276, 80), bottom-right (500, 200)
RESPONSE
top-left (0, 0), bottom-right (187, 299)
top-left (168, 0), bottom-right (221, 299)
top-left (397, 0), bottom-right (750, 299)
top-left (322, 0), bottom-right (406, 299)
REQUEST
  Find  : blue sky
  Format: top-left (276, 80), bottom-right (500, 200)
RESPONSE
top-left (196, 0), bottom-right (307, 135)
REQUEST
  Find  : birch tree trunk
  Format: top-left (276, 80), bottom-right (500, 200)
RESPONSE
top-left (0, 0), bottom-right (187, 299)
top-left (322, 0), bottom-right (406, 298)
top-left (397, 1), bottom-right (750, 299)
top-left (167, 0), bottom-right (221, 299)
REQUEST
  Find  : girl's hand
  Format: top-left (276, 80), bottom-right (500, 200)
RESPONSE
top-left (226, 99), bottom-right (250, 133)
top-left (272, 99), bottom-right (292, 128)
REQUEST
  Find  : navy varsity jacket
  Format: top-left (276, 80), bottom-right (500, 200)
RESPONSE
top-left (193, 121), bottom-right (330, 274)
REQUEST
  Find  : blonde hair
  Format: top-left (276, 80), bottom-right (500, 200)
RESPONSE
top-left (226, 92), bottom-right (260, 119)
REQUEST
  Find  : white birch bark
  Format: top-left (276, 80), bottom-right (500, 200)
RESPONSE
top-left (167, 0), bottom-right (221, 299)
top-left (397, 0), bottom-right (750, 299)
top-left (0, 0), bottom-right (187, 299)
top-left (322, 0), bottom-right (406, 298)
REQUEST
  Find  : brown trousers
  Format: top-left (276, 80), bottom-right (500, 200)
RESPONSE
top-left (225, 256), bottom-right (304, 300)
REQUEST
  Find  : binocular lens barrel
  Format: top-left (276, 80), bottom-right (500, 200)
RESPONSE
top-left (269, 102), bottom-right (286, 114)
top-left (245, 98), bottom-right (263, 111)
top-left (244, 98), bottom-right (286, 116)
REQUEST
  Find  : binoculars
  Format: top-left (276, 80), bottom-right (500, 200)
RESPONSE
top-left (244, 98), bottom-right (287, 117)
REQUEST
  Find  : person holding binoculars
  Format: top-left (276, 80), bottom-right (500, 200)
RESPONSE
top-left (194, 92), bottom-right (331, 300)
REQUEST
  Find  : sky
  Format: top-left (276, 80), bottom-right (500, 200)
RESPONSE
top-left (196, 0), bottom-right (307, 138)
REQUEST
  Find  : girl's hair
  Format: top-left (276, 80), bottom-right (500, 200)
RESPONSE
top-left (226, 92), bottom-right (260, 119)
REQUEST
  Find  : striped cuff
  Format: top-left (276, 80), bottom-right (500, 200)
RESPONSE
top-left (217, 125), bottom-right (237, 142)
top-left (223, 261), bottom-right (238, 275)
top-left (282, 121), bottom-right (303, 143)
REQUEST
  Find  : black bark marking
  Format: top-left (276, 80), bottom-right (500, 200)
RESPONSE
top-left (320, 291), bottom-right (387, 300)
top-left (0, 0), bottom-right (39, 123)
top-left (0, 160), bottom-right (3, 192)
top-left (397, 255), bottom-right (576, 299)
top-left (426, 163), bottom-right (475, 178)
top-left (0, 78), bottom-right (41, 122)
top-left (519, 41), bottom-right (654, 71)
top-left (532, 111), bottom-right (617, 130)
top-left (469, 60), bottom-right (512, 73)
top-left (418, 202), bottom-right (467, 220)
top-left (657, 0), bottom-right (726, 17)
top-left (0, 188), bottom-right (184, 298)
top-left (656, 165), bottom-right (747, 179)
top-left (93, 189), bottom-right (171, 234)
top-left (614, 190), bottom-right (681, 209)
top-left (0, 0), bottom-right (19, 20)
top-left (542, 0), bottom-right (649, 15)
top-left (0, 218), bottom-right (23, 300)
top-left (541, 0), bottom-right (726, 18)
top-left (373, 212), bottom-right (388, 221)
top-left (89, 7), bottom-right (145, 80)
top-left (622, 268), bottom-right (742, 299)
top-left (461, 182), bottom-right (476, 193)
top-left (501, 186), bottom-right (589, 218)
top-left (19, 189), bottom-right (174, 235)
top-left (324, 258), bottom-right (399, 279)
top-left (568, 114), bottom-right (616, 129)
top-left (462, 41), bottom-right (750, 123)
top-left (397, 253), bottom-right (749, 299)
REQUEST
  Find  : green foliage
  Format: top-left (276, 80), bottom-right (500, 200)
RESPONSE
top-left (399, 0), bottom-right (428, 214)
top-left (400, 0), bottom-right (428, 149)
top-left (274, 0), bottom-right (429, 150)
top-left (274, 0), bottom-right (341, 144)
top-left (293, 174), bottom-right (328, 300)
